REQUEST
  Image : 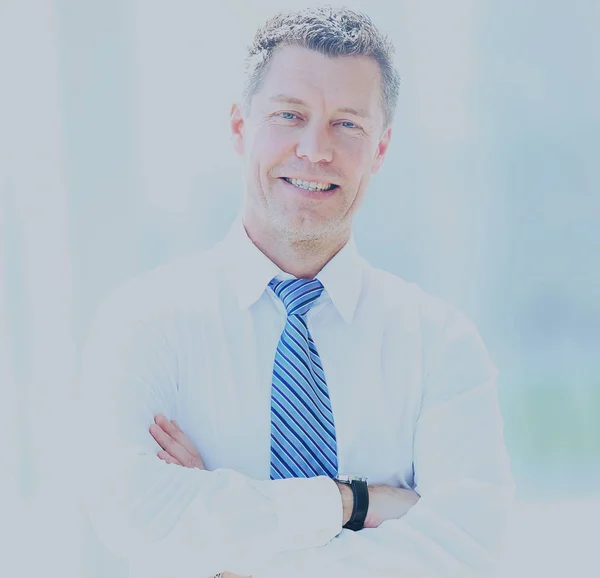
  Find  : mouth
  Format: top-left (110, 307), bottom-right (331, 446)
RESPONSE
top-left (280, 177), bottom-right (339, 192)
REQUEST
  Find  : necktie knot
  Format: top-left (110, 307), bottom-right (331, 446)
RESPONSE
top-left (269, 277), bottom-right (324, 317)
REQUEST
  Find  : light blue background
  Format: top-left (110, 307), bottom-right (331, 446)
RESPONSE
top-left (2, 1), bottom-right (598, 576)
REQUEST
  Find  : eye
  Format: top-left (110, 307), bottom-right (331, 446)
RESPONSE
top-left (339, 120), bottom-right (359, 129)
top-left (279, 112), bottom-right (299, 120)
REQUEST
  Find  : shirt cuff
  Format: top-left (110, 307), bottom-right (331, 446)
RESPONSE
top-left (271, 475), bottom-right (342, 551)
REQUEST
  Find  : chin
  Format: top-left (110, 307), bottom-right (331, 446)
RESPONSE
top-left (271, 212), bottom-right (347, 243)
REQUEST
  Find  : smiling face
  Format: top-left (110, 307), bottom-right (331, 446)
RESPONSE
top-left (231, 45), bottom-right (393, 244)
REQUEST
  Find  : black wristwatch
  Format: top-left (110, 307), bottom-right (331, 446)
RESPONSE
top-left (335, 474), bottom-right (369, 531)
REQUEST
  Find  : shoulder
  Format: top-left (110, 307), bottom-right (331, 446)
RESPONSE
top-left (363, 262), bottom-right (489, 366)
top-left (363, 263), bottom-right (454, 329)
top-left (90, 244), bottom-right (224, 332)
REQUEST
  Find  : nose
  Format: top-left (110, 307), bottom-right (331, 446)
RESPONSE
top-left (295, 122), bottom-right (334, 164)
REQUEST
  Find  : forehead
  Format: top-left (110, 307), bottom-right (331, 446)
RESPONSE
top-left (256, 45), bottom-right (382, 116)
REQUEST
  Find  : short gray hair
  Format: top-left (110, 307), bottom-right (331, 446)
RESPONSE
top-left (243, 6), bottom-right (400, 130)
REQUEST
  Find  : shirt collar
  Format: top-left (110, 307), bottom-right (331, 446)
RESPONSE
top-left (221, 215), bottom-right (364, 324)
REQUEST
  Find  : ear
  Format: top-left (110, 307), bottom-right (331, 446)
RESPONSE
top-left (230, 103), bottom-right (245, 156)
top-left (371, 127), bottom-right (392, 174)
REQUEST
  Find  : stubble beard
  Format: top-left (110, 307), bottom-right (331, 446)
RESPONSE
top-left (266, 200), bottom-right (350, 245)
top-left (245, 175), bottom-right (353, 248)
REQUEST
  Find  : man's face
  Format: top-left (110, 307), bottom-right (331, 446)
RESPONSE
top-left (231, 45), bottom-right (392, 243)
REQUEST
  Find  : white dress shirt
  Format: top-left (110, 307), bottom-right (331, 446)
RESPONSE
top-left (78, 216), bottom-right (514, 578)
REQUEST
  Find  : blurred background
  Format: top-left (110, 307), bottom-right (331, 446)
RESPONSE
top-left (1, 0), bottom-right (598, 576)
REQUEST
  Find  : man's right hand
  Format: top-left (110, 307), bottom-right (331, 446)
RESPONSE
top-left (336, 481), bottom-right (420, 529)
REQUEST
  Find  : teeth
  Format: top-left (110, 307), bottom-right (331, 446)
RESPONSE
top-left (287, 178), bottom-right (333, 191)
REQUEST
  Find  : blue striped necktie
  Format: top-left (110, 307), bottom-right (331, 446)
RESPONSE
top-left (268, 277), bottom-right (338, 480)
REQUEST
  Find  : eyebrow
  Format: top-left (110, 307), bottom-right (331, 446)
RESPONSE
top-left (269, 94), bottom-right (371, 119)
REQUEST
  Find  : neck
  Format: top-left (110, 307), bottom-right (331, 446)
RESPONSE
top-left (242, 215), bottom-right (350, 279)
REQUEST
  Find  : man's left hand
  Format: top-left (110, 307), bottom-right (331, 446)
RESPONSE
top-left (149, 414), bottom-right (205, 469)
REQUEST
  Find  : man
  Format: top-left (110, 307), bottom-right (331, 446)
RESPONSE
top-left (79, 6), bottom-right (514, 578)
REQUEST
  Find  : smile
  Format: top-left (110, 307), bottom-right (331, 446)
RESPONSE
top-left (282, 177), bottom-right (338, 192)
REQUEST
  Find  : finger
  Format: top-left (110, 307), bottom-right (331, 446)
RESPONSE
top-left (149, 423), bottom-right (191, 466)
top-left (169, 420), bottom-right (203, 461)
top-left (156, 414), bottom-right (184, 441)
top-left (156, 415), bottom-right (204, 463)
top-left (151, 417), bottom-right (205, 468)
top-left (158, 450), bottom-right (183, 466)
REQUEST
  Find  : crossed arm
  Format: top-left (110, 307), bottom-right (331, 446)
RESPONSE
top-left (150, 413), bottom-right (421, 577)
top-left (79, 287), bottom-right (514, 578)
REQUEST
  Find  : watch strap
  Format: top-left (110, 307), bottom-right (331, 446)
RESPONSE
top-left (343, 479), bottom-right (369, 531)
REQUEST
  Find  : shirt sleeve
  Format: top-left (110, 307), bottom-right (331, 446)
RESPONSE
top-left (249, 303), bottom-right (515, 578)
top-left (76, 280), bottom-right (343, 578)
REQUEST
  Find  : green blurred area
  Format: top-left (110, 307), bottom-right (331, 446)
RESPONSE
top-left (500, 383), bottom-right (600, 497)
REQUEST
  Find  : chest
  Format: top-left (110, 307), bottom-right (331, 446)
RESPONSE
top-left (173, 296), bottom-right (423, 485)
